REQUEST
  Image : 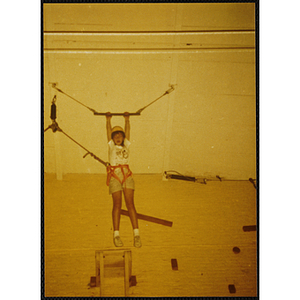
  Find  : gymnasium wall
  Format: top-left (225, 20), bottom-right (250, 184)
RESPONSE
top-left (43, 3), bottom-right (256, 180)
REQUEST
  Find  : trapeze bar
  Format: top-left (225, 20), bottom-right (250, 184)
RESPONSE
top-left (93, 112), bottom-right (141, 116)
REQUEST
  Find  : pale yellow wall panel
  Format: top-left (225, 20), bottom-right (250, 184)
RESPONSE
top-left (44, 143), bottom-right (56, 174)
top-left (130, 145), bottom-right (165, 174)
top-left (44, 53), bottom-right (172, 112)
top-left (44, 3), bottom-right (254, 32)
top-left (167, 51), bottom-right (256, 179)
top-left (181, 3), bottom-right (255, 30)
top-left (43, 4), bottom-right (256, 179)
top-left (175, 52), bottom-right (255, 98)
top-left (44, 52), bottom-right (173, 174)
top-left (172, 94), bottom-right (256, 129)
top-left (129, 118), bottom-right (168, 174)
top-left (44, 50), bottom-right (256, 177)
top-left (44, 3), bottom-right (178, 32)
top-left (169, 121), bottom-right (256, 179)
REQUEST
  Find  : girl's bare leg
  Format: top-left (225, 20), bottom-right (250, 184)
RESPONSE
top-left (112, 191), bottom-right (122, 231)
top-left (123, 188), bottom-right (138, 229)
top-left (123, 188), bottom-right (141, 247)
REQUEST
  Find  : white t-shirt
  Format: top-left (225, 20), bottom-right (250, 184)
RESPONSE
top-left (108, 138), bottom-right (131, 166)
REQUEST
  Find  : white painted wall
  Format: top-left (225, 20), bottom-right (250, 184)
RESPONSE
top-left (43, 3), bottom-right (256, 180)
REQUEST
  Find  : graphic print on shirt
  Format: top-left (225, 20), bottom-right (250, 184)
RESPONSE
top-left (116, 146), bottom-right (129, 160)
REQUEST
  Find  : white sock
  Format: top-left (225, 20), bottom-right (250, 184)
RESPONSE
top-left (133, 228), bottom-right (140, 236)
top-left (114, 230), bottom-right (120, 238)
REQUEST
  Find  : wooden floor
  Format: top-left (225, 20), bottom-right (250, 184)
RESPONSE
top-left (43, 173), bottom-right (257, 297)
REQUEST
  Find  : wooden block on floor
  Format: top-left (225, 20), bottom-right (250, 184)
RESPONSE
top-left (130, 275), bottom-right (137, 287)
top-left (171, 259), bottom-right (178, 270)
top-left (95, 249), bottom-right (132, 297)
top-left (228, 284), bottom-right (236, 293)
top-left (90, 276), bottom-right (97, 287)
top-left (243, 225), bottom-right (256, 232)
top-left (233, 247), bottom-right (241, 254)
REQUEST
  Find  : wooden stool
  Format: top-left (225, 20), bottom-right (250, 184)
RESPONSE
top-left (95, 249), bottom-right (132, 297)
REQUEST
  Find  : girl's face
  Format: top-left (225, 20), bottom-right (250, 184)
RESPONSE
top-left (113, 132), bottom-right (124, 146)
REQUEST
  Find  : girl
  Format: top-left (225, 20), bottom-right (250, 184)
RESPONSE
top-left (106, 112), bottom-right (141, 248)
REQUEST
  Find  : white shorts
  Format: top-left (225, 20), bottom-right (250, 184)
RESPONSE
top-left (108, 171), bottom-right (135, 195)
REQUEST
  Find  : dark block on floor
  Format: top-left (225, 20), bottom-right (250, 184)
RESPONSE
top-left (90, 276), bottom-right (97, 287)
top-left (171, 259), bottom-right (178, 270)
top-left (243, 225), bottom-right (257, 232)
top-left (130, 275), bottom-right (137, 287)
top-left (233, 246), bottom-right (241, 254)
top-left (228, 284), bottom-right (236, 293)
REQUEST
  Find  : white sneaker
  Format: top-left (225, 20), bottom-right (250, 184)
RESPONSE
top-left (134, 235), bottom-right (142, 248)
top-left (114, 236), bottom-right (123, 247)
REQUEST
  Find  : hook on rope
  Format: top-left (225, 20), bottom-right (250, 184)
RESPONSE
top-left (50, 82), bottom-right (63, 93)
top-left (165, 85), bottom-right (175, 94)
top-left (49, 82), bottom-right (58, 88)
top-left (83, 151), bottom-right (110, 167)
top-left (44, 94), bottom-right (60, 132)
top-left (44, 120), bottom-right (61, 133)
top-left (44, 95), bottom-right (109, 168)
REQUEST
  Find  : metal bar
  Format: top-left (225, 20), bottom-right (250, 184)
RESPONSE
top-left (93, 112), bottom-right (141, 116)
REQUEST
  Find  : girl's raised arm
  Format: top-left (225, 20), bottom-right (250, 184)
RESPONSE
top-left (124, 112), bottom-right (130, 141)
top-left (106, 112), bottom-right (112, 142)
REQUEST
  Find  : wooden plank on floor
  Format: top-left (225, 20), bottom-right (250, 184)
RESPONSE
top-left (243, 225), bottom-right (256, 232)
top-left (120, 209), bottom-right (173, 227)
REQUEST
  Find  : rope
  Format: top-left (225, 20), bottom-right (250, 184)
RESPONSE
top-left (51, 83), bottom-right (97, 113)
top-left (44, 121), bottom-right (109, 167)
top-left (61, 130), bottom-right (109, 167)
top-left (50, 83), bottom-right (175, 115)
top-left (135, 86), bottom-right (175, 114)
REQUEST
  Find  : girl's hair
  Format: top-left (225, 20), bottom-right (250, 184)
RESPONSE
top-left (112, 131), bottom-right (125, 139)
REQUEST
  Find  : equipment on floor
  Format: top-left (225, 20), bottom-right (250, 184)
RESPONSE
top-left (94, 249), bottom-right (134, 297)
top-left (163, 170), bottom-right (207, 184)
top-left (163, 170), bottom-right (257, 187)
